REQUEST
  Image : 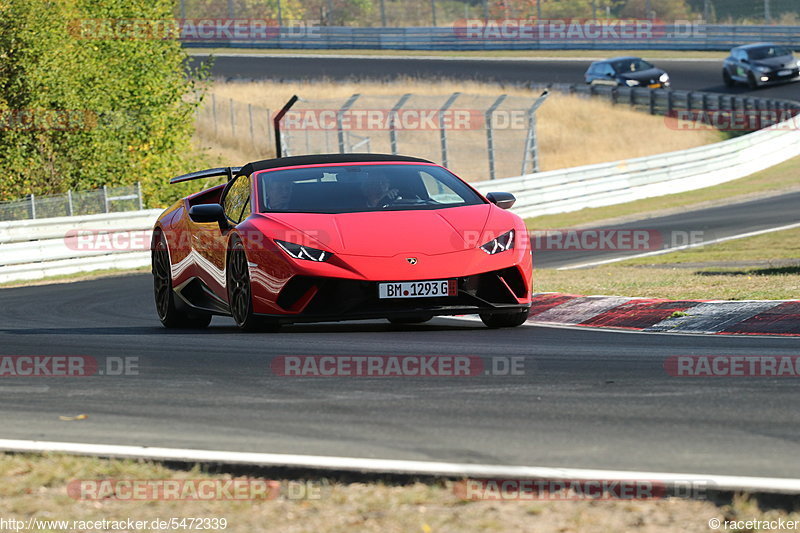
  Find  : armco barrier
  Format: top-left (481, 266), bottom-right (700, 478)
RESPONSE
top-left (470, 112), bottom-right (800, 218)
top-left (180, 24), bottom-right (800, 51)
top-left (0, 210), bottom-right (161, 284)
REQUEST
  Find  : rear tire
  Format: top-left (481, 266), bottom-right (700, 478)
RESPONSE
top-left (152, 231), bottom-right (211, 329)
top-left (227, 241), bottom-right (280, 332)
top-left (480, 308), bottom-right (530, 329)
top-left (387, 315), bottom-right (433, 325)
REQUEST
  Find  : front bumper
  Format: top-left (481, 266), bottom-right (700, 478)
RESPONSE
top-left (755, 68), bottom-right (800, 84)
top-left (255, 266), bottom-right (531, 324)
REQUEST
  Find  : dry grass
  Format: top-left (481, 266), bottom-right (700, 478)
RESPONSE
top-left (193, 79), bottom-right (721, 181)
top-left (2, 453), bottom-right (799, 533)
top-left (536, 265), bottom-right (800, 300)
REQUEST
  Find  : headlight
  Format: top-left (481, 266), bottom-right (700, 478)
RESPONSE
top-left (625, 79), bottom-right (640, 87)
top-left (755, 65), bottom-right (770, 73)
top-left (275, 239), bottom-right (331, 262)
top-left (480, 230), bottom-right (515, 255)
top-left (796, 59), bottom-right (800, 68)
top-left (659, 72), bottom-right (670, 82)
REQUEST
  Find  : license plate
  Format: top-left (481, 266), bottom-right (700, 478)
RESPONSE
top-left (778, 69), bottom-right (792, 76)
top-left (379, 280), bottom-right (457, 299)
top-left (648, 83), bottom-right (661, 88)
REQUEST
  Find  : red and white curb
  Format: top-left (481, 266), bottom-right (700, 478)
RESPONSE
top-left (522, 293), bottom-right (800, 336)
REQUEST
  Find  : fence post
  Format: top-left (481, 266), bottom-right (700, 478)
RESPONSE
top-left (212, 94), bottom-right (218, 137)
top-left (666, 90), bottom-right (673, 115)
top-left (485, 94), bottom-right (507, 180)
top-left (389, 93), bottom-right (412, 155)
top-left (248, 104), bottom-right (255, 150)
top-left (439, 92), bottom-right (461, 167)
top-left (337, 94), bottom-right (361, 153)
top-left (649, 90), bottom-right (656, 114)
top-left (103, 185), bottom-right (109, 213)
top-left (137, 182), bottom-right (144, 210)
top-left (266, 108), bottom-right (274, 151)
top-left (230, 98), bottom-right (236, 136)
top-left (29, 193), bottom-right (36, 220)
top-left (629, 87), bottom-right (635, 107)
top-left (611, 87), bottom-right (618, 105)
top-left (687, 91), bottom-right (693, 112)
top-left (67, 189), bottom-right (74, 216)
top-left (521, 90), bottom-right (550, 176)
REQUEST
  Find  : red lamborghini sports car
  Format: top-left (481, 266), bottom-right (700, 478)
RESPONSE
top-left (151, 154), bottom-right (533, 331)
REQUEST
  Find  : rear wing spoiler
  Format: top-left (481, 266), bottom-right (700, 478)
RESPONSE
top-left (170, 166), bottom-right (242, 185)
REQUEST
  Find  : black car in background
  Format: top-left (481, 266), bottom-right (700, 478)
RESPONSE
top-left (584, 57), bottom-right (671, 89)
top-left (723, 43), bottom-right (800, 89)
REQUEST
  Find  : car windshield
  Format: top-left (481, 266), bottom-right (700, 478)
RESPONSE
top-left (256, 163), bottom-right (485, 214)
top-left (612, 58), bottom-right (654, 73)
top-left (747, 46), bottom-right (792, 60)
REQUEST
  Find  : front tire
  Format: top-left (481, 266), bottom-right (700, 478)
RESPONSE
top-left (722, 69), bottom-right (734, 87)
top-left (152, 231), bottom-right (211, 329)
top-left (747, 72), bottom-right (759, 89)
top-left (480, 308), bottom-right (530, 329)
top-left (227, 241), bottom-right (279, 332)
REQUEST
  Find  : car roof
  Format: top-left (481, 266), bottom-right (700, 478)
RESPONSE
top-left (240, 153), bottom-right (434, 175)
top-left (733, 42), bottom-right (780, 51)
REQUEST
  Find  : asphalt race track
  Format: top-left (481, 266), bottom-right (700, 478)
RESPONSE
top-left (2, 192), bottom-right (800, 478)
top-left (190, 53), bottom-right (800, 101)
top-left (1, 273), bottom-right (799, 478)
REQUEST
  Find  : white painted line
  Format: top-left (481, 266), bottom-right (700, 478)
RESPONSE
top-left (1, 438), bottom-right (799, 494)
top-left (187, 52), bottom-right (719, 63)
top-left (558, 222), bottom-right (800, 270)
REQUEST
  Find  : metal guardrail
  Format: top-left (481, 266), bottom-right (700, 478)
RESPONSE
top-left (180, 24), bottom-right (800, 51)
top-left (0, 210), bottom-right (161, 284)
top-left (471, 112), bottom-right (800, 218)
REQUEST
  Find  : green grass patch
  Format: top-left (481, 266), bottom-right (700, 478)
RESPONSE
top-left (526, 156), bottom-right (800, 230)
top-left (0, 267), bottom-right (149, 289)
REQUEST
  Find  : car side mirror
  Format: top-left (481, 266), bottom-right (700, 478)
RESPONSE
top-left (189, 203), bottom-right (229, 230)
top-left (741, 58), bottom-right (749, 64)
top-left (486, 192), bottom-right (516, 210)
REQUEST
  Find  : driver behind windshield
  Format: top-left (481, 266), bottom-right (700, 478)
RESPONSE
top-left (264, 175), bottom-right (293, 210)
top-left (361, 170), bottom-right (399, 208)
